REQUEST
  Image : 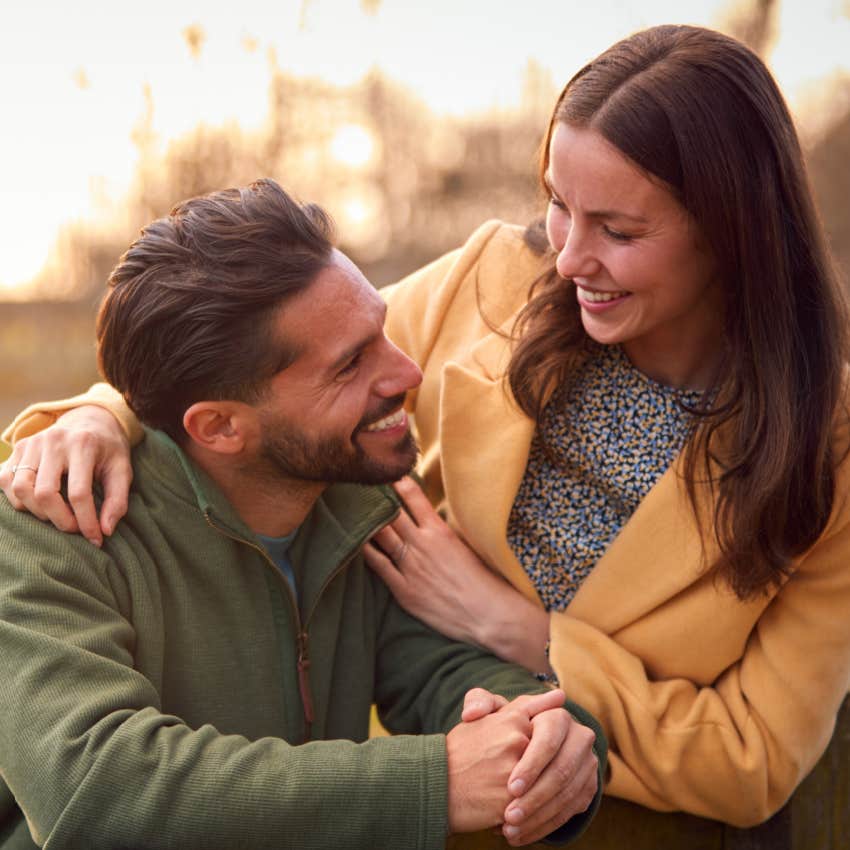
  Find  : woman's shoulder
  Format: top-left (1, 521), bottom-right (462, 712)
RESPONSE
top-left (383, 220), bottom-right (549, 319)
top-left (452, 219), bottom-right (550, 299)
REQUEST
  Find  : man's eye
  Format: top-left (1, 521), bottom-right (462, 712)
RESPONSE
top-left (338, 353), bottom-right (362, 377)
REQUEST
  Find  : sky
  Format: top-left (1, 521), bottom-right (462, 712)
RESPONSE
top-left (1, 0), bottom-right (848, 294)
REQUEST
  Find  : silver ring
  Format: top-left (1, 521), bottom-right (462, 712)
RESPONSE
top-left (392, 542), bottom-right (409, 565)
top-left (11, 464), bottom-right (38, 476)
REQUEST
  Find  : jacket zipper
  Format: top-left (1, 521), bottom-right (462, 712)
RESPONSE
top-left (203, 508), bottom-right (398, 741)
top-left (296, 628), bottom-right (314, 734)
top-left (203, 511), bottom-right (315, 739)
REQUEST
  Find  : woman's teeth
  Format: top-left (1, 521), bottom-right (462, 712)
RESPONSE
top-left (365, 408), bottom-right (406, 432)
top-left (581, 289), bottom-right (628, 303)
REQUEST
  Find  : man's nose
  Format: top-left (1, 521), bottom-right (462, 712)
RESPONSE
top-left (375, 342), bottom-right (422, 397)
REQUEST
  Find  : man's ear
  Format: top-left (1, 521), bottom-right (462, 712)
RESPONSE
top-left (182, 401), bottom-right (256, 455)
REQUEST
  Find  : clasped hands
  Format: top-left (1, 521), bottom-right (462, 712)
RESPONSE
top-left (447, 687), bottom-right (598, 846)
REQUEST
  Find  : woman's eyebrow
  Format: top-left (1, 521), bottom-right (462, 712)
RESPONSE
top-left (544, 171), bottom-right (648, 224)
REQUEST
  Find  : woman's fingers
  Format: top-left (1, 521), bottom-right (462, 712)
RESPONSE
top-left (368, 524), bottom-right (406, 562)
top-left (393, 476), bottom-right (440, 526)
top-left (30, 444), bottom-right (80, 533)
top-left (98, 453), bottom-right (134, 537)
top-left (362, 542), bottom-right (407, 596)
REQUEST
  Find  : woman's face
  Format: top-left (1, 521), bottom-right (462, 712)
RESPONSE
top-left (545, 122), bottom-right (723, 389)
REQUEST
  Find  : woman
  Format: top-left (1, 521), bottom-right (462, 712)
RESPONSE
top-left (4, 24), bottom-right (850, 846)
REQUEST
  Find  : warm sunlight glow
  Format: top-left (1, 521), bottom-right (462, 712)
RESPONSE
top-left (337, 188), bottom-right (388, 261)
top-left (329, 124), bottom-right (375, 169)
top-left (2, 0), bottom-right (848, 294)
top-left (342, 197), bottom-right (370, 227)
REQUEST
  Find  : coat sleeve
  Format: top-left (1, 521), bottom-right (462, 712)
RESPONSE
top-left (548, 459), bottom-right (850, 827)
top-left (2, 381), bottom-right (144, 446)
top-left (0, 510), bottom-right (447, 850)
top-left (371, 584), bottom-right (607, 846)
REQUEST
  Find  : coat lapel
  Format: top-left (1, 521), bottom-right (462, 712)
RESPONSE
top-left (567, 457), bottom-right (722, 633)
top-left (439, 323), bottom-right (542, 604)
top-left (439, 325), bottom-right (724, 631)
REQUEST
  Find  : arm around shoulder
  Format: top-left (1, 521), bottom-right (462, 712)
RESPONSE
top-left (3, 381), bottom-right (142, 445)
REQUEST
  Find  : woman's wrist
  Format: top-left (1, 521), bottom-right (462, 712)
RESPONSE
top-left (473, 588), bottom-right (551, 672)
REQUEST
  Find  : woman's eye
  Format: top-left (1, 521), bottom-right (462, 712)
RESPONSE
top-left (549, 195), bottom-right (567, 211)
top-left (604, 225), bottom-right (632, 242)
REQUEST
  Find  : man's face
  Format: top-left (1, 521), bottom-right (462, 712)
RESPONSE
top-left (251, 250), bottom-right (422, 486)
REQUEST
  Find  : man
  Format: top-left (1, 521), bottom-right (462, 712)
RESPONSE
top-left (0, 179), bottom-right (604, 850)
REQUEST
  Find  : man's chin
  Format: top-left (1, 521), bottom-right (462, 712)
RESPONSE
top-left (351, 433), bottom-right (418, 485)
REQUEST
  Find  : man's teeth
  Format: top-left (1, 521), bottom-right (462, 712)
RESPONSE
top-left (582, 289), bottom-right (628, 303)
top-left (365, 409), bottom-right (406, 432)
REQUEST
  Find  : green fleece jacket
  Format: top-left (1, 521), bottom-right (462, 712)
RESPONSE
top-left (0, 429), bottom-right (605, 850)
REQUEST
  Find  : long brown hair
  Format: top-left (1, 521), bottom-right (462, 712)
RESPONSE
top-left (509, 25), bottom-right (849, 598)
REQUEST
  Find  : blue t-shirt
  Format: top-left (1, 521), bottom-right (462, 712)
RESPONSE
top-left (257, 530), bottom-right (299, 600)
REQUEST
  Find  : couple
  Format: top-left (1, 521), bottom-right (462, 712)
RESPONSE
top-left (5, 22), bottom-right (850, 850)
top-left (0, 179), bottom-right (605, 850)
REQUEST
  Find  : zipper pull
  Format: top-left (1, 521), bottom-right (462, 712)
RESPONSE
top-left (296, 629), bottom-right (314, 741)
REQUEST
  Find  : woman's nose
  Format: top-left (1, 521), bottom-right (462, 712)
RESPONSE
top-left (555, 226), bottom-right (600, 280)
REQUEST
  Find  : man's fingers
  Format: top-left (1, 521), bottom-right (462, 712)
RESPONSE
top-left (461, 687), bottom-right (509, 722)
top-left (506, 707), bottom-right (570, 796)
top-left (509, 688), bottom-right (566, 721)
top-left (507, 716), bottom-right (597, 810)
top-left (502, 755), bottom-right (598, 846)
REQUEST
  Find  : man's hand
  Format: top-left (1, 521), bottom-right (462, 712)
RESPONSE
top-left (0, 405), bottom-right (132, 546)
top-left (459, 687), bottom-right (599, 846)
top-left (445, 689), bottom-right (567, 835)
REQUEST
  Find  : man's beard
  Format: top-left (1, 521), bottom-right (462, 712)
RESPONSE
top-left (257, 397), bottom-right (418, 486)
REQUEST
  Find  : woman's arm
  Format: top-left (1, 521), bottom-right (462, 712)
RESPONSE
top-left (1, 385), bottom-right (138, 543)
top-left (546, 483), bottom-right (850, 826)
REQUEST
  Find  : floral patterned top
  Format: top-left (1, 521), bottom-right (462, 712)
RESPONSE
top-left (507, 343), bottom-right (704, 612)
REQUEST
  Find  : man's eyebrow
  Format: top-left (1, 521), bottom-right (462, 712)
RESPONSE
top-left (327, 337), bottom-right (371, 373)
top-left (325, 302), bottom-right (387, 374)
top-left (543, 171), bottom-right (649, 224)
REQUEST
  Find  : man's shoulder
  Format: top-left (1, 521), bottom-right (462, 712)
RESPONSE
top-left (0, 489), bottom-right (114, 600)
top-left (311, 482), bottom-right (400, 546)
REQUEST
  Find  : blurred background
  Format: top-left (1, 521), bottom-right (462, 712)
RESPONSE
top-left (2, 0), bottom-right (849, 456)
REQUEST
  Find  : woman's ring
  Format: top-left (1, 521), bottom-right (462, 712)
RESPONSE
top-left (392, 542), bottom-right (409, 565)
top-left (11, 464), bottom-right (38, 476)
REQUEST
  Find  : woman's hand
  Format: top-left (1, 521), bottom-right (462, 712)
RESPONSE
top-left (363, 476), bottom-right (551, 670)
top-left (0, 405), bottom-right (132, 546)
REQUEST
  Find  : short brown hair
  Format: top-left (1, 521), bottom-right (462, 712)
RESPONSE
top-left (97, 178), bottom-right (334, 441)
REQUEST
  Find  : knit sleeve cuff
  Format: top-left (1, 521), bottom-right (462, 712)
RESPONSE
top-left (2, 383), bottom-right (143, 446)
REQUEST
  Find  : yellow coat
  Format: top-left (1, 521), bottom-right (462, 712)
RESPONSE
top-left (7, 219), bottom-right (850, 830)
top-left (381, 220), bottom-right (850, 828)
